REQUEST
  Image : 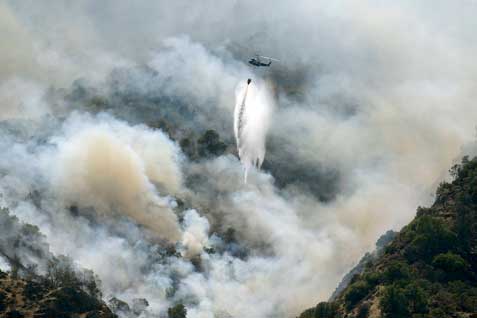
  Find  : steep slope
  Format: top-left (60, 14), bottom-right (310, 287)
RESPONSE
top-left (299, 156), bottom-right (477, 318)
top-left (0, 270), bottom-right (114, 318)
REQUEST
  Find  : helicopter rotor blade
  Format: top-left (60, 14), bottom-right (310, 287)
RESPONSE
top-left (259, 55), bottom-right (280, 61)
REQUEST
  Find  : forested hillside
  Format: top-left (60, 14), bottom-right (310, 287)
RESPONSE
top-left (299, 157), bottom-right (477, 318)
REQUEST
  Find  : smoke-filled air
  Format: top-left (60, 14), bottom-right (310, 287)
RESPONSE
top-left (1, 1), bottom-right (477, 317)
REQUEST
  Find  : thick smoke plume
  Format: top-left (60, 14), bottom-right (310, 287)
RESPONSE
top-left (1, 1), bottom-right (477, 317)
top-left (51, 113), bottom-right (183, 241)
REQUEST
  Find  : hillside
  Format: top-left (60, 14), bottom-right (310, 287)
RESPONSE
top-left (0, 270), bottom-right (114, 318)
top-left (299, 156), bottom-right (477, 318)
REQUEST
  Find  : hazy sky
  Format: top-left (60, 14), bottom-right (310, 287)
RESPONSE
top-left (1, 1), bottom-right (477, 317)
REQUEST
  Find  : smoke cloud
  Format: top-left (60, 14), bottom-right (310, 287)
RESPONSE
top-left (1, 1), bottom-right (477, 317)
top-left (50, 113), bottom-right (183, 241)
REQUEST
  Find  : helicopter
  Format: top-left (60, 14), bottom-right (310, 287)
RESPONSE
top-left (248, 54), bottom-right (279, 67)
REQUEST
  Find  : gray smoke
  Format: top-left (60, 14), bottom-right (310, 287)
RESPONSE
top-left (1, 1), bottom-right (477, 317)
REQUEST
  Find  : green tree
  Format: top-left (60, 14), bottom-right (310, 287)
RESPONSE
top-left (380, 285), bottom-right (409, 318)
top-left (168, 303), bottom-right (187, 318)
top-left (403, 283), bottom-right (428, 314)
top-left (432, 252), bottom-right (469, 281)
top-left (314, 302), bottom-right (337, 318)
top-left (403, 216), bottom-right (456, 262)
top-left (344, 281), bottom-right (371, 309)
top-left (383, 261), bottom-right (411, 284)
top-left (197, 130), bottom-right (227, 158)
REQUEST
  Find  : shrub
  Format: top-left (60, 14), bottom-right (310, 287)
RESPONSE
top-left (344, 281), bottom-right (371, 309)
top-left (197, 130), bottom-right (227, 158)
top-left (383, 261), bottom-right (411, 284)
top-left (431, 290), bottom-right (458, 315)
top-left (363, 272), bottom-right (382, 286)
top-left (314, 302), bottom-right (337, 318)
top-left (168, 303), bottom-right (187, 318)
top-left (432, 252), bottom-right (469, 281)
top-left (403, 283), bottom-right (428, 314)
top-left (356, 302), bottom-right (370, 318)
top-left (298, 307), bottom-right (315, 318)
top-left (403, 216), bottom-right (456, 262)
top-left (380, 285), bottom-right (409, 318)
top-left (298, 302), bottom-right (338, 318)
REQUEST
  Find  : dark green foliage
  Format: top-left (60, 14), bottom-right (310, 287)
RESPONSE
top-left (179, 137), bottom-right (197, 159)
top-left (344, 281), bottom-right (372, 309)
top-left (376, 230), bottom-right (398, 249)
top-left (452, 158), bottom-right (477, 275)
top-left (314, 302), bottom-right (337, 318)
top-left (403, 283), bottom-right (428, 314)
top-left (403, 216), bottom-right (456, 262)
top-left (168, 303), bottom-right (187, 318)
top-left (363, 271), bottom-right (382, 286)
top-left (380, 285), bottom-right (410, 318)
top-left (297, 302), bottom-right (337, 318)
top-left (298, 156), bottom-right (477, 318)
top-left (432, 252), bottom-right (469, 281)
top-left (298, 307), bottom-right (316, 318)
top-left (85, 96), bottom-right (108, 113)
top-left (223, 227), bottom-right (237, 244)
top-left (383, 261), bottom-right (411, 284)
top-left (197, 130), bottom-right (227, 158)
top-left (435, 182), bottom-right (453, 201)
top-left (356, 302), bottom-right (370, 318)
top-left (448, 281), bottom-right (477, 312)
top-left (179, 129), bottom-right (228, 160)
top-left (431, 290), bottom-right (458, 315)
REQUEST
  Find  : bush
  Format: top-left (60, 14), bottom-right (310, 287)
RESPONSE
top-left (298, 307), bottom-right (315, 318)
top-left (433, 252), bottom-right (467, 272)
top-left (344, 281), bottom-right (372, 309)
top-left (383, 261), bottom-right (411, 284)
top-left (380, 285), bottom-right (410, 318)
top-left (168, 303), bottom-right (187, 318)
top-left (432, 252), bottom-right (469, 281)
top-left (363, 272), bottom-right (382, 286)
top-left (431, 290), bottom-right (458, 315)
top-left (314, 302), bottom-right (337, 318)
top-left (403, 283), bottom-right (428, 314)
top-left (356, 302), bottom-right (370, 318)
top-left (197, 130), bottom-right (227, 158)
top-left (448, 281), bottom-right (477, 311)
top-left (298, 302), bottom-right (337, 318)
top-left (403, 216), bottom-right (456, 262)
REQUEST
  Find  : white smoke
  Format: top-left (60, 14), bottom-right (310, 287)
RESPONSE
top-left (234, 80), bottom-right (273, 182)
top-left (181, 210), bottom-right (210, 258)
top-left (0, 78), bottom-right (49, 121)
top-left (50, 113), bottom-right (184, 241)
top-left (2, 1), bottom-right (477, 318)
